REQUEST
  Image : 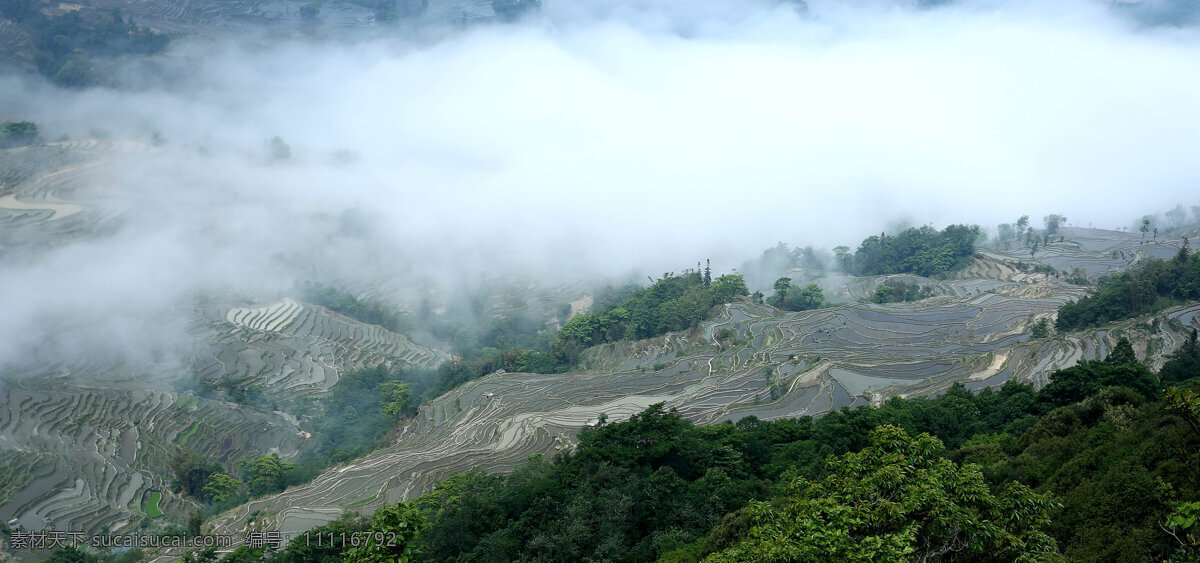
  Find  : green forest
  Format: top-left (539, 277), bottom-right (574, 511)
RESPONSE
top-left (1056, 243), bottom-right (1199, 330)
top-left (520, 269), bottom-right (749, 373)
top-left (850, 224), bottom-right (982, 278)
top-left (559, 270), bottom-right (749, 347)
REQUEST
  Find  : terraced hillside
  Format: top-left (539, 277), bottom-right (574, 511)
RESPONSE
top-left (0, 382), bottom-right (304, 535)
top-left (208, 253), bottom-right (1200, 540)
top-left (980, 226), bottom-right (1185, 278)
top-left (191, 298), bottom-right (450, 400)
top-left (0, 141), bottom-right (144, 252)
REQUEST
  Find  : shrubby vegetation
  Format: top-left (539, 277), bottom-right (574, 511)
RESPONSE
top-left (1056, 243), bottom-right (1199, 330)
top-left (849, 224), bottom-right (981, 278)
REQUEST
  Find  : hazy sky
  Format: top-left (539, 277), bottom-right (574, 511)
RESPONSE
top-left (1, 0), bottom-right (1199, 370)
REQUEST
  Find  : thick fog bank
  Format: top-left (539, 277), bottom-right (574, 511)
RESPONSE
top-left (1, 0), bottom-right (1199, 371)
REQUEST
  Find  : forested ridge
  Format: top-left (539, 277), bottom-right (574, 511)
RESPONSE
top-left (1057, 243), bottom-right (1200, 331)
top-left (848, 224), bottom-right (981, 278)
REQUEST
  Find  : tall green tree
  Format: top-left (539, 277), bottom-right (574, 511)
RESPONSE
top-left (345, 501), bottom-right (424, 562)
top-left (706, 425), bottom-right (1061, 562)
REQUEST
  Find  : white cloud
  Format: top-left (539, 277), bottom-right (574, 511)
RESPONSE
top-left (1, 0), bottom-right (1199, 368)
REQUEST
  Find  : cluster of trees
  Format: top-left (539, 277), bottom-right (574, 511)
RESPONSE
top-left (767, 277), bottom-right (824, 311)
top-left (194, 375), bottom-right (267, 408)
top-left (557, 269), bottom-right (749, 349)
top-left (995, 214), bottom-right (1068, 248)
top-left (1, 121), bottom-right (39, 148)
top-left (849, 224), bottom-right (981, 278)
top-left (741, 243), bottom-right (829, 288)
top-left (165, 330), bottom-right (1199, 562)
top-left (169, 451), bottom-right (307, 511)
top-left (870, 279), bottom-right (932, 304)
top-left (301, 364), bottom-right (414, 465)
top-left (1056, 243), bottom-right (1199, 330)
top-left (0, 3), bottom-right (170, 88)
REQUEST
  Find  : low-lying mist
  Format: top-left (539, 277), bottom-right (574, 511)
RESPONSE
top-left (1, 0), bottom-right (1199, 375)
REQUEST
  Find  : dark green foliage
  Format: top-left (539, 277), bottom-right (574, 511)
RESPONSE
top-left (304, 364), bottom-right (418, 465)
top-left (1, 120), bottom-right (40, 147)
top-left (345, 502), bottom-right (424, 562)
top-left (980, 386), bottom-right (1200, 561)
top-left (200, 473), bottom-right (241, 503)
top-left (407, 383), bottom-right (1055, 562)
top-left (708, 426), bottom-right (1060, 562)
top-left (871, 280), bottom-right (932, 304)
top-left (1031, 317), bottom-right (1050, 338)
top-left (170, 450), bottom-right (223, 498)
top-left (399, 346), bottom-right (1200, 563)
top-left (267, 513), bottom-right (371, 562)
top-left (410, 405), bottom-right (768, 561)
top-left (1039, 339), bottom-right (1158, 407)
top-left (241, 454), bottom-right (300, 496)
top-left (558, 271), bottom-right (748, 348)
top-left (767, 278), bottom-right (824, 311)
top-left (1056, 248), bottom-right (1200, 330)
top-left (1161, 329), bottom-right (1200, 385)
top-left (850, 224), bottom-right (981, 277)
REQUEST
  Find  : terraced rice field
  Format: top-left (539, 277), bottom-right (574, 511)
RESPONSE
top-left (980, 227), bottom-right (1187, 279)
top-left (0, 382), bottom-right (304, 535)
top-left (0, 142), bottom-right (141, 252)
top-left (209, 263), bottom-right (1200, 540)
top-left (191, 298), bottom-right (450, 400)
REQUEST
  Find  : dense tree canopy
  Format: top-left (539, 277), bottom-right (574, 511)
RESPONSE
top-left (850, 224), bottom-right (981, 278)
top-left (558, 271), bottom-right (748, 348)
top-left (1, 121), bottom-right (40, 147)
top-left (767, 278), bottom-right (825, 311)
top-left (1056, 245), bottom-right (1200, 330)
top-left (707, 425), bottom-right (1060, 562)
